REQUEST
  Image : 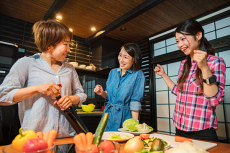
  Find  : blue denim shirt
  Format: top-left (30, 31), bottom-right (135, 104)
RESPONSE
top-left (103, 68), bottom-right (145, 131)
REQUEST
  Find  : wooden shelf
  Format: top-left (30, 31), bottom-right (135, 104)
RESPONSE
top-left (75, 66), bottom-right (112, 79)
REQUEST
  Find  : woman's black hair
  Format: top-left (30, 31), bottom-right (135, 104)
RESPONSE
top-left (175, 19), bottom-right (215, 55)
top-left (121, 43), bottom-right (142, 71)
top-left (175, 19), bottom-right (215, 93)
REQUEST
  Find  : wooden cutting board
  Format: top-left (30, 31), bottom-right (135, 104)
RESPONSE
top-left (150, 133), bottom-right (217, 150)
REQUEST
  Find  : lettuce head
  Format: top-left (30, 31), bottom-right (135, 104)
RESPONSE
top-left (122, 118), bottom-right (139, 132)
top-left (136, 123), bottom-right (153, 132)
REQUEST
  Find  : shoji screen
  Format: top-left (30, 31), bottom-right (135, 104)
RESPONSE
top-left (155, 61), bottom-right (180, 134)
top-left (215, 50), bottom-right (230, 140)
top-left (203, 16), bottom-right (230, 141)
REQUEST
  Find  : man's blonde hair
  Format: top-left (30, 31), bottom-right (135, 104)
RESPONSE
top-left (33, 20), bottom-right (72, 52)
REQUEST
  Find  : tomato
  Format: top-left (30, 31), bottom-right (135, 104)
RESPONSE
top-left (22, 138), bottom-right (48, 153)
top-left (140, 134), bottom-right (150, 140)
top-left (83, 144), bottom-right (99, 153)
top-left (98, 140), bottom-right (115, 152)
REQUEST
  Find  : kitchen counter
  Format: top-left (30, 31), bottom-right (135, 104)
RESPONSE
top-left (77, 111), bottom-right (103, 116)
top-left (55, 135), bottom-right (230, 153)
top-left (76, 109), bottom-right (103, 116)
top-left (1, 133), bottom-right (230, 153)
top-left (77, 110), bottom-right (103, 132)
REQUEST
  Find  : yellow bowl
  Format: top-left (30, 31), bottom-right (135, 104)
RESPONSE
top-left (81, 105), bottom-right (95, 113)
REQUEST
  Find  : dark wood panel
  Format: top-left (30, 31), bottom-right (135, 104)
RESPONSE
top-left (0, 0), bottom-right (54, 23)
top-left (1, 0), bottom-right (230, 43)
top-left (0, 14), bottom-right (91, 66)
top-left (137, 38), bottom-right (152, 125)
top-left (86, 0), bottom-right (166, 43)
top-left (210, 35), bottom-right (230, 49)
top-left (58, 0), bottom-right (145, 39)
top-left (106, 0), bottom-right (230, 42)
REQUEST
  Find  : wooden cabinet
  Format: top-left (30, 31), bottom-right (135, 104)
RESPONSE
top-left (75, 67), bottom-right (111, 109)
top-left (79, 115), bottom-right (102, 133)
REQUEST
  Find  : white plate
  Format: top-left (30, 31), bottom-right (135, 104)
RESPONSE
top-left (150, 133), bottom-right (217, 150)
top-left (101, 132), bottom-right (134, 142)
top-left (118, 128), bottom-right (151, 135)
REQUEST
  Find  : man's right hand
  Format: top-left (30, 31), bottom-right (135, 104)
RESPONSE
top-left (36, 83), bottom-right (60, 96)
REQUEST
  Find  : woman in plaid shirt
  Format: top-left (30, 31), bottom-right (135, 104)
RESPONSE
top-left (154, 19), bottom-right (226, 142)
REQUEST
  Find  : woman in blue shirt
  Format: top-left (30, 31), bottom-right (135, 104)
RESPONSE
top-left (94, 43), bottom-right (145, 131)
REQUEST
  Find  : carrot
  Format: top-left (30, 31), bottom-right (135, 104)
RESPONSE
top-left (36, 132), bottom-right (43, 139)
top-left (86, 132), bottom-right (94, 145)
top-left (78, 133), bottom-right (87, 148)
top-left (46, 130), bottom-right (57, 148)
top-left (175, 136), bottom-right (193, 143)
top-left (73, 134), bottom-right (84, 150)
top-left (43, 132), bottom-right (49, 142)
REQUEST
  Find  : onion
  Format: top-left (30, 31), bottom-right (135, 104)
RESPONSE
top-left (124, 137), bottom-right (144, 153)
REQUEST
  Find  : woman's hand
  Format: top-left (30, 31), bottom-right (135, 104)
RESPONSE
top-left (193, 50), bottom-right (209, 71)
top-left (154, 64), bottom-right (166, 77)
top-left (94, 85), bottom-right (104, 96)
top-left (54, 95), bottom-right (72, 110)
top-left (36, 83), bottom-right (60, 96)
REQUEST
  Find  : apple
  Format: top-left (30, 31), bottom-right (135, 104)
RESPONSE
top-left (22, 138), bottom-right (48, 152)
top-left (98, 140), bottom-right (115, 152)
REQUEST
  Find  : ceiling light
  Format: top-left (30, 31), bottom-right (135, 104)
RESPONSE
top-left (56, 16), bottom-right (62, 20)
top-left (91, 27), bottom-right (96, 31)
top-left (69, 28), bottom-right (73, 32)
top-left (120, 27), bottom-right (126, 31)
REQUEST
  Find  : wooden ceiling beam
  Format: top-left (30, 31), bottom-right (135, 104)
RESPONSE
top-left (43, 0), bottom-right (69, 20)
top-left (86, 0), bottom-right (166, 43)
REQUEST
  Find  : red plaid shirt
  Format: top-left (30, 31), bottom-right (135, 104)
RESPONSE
top-left (172, 55), bottom-right (226, 131)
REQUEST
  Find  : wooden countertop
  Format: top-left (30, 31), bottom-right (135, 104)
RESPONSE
top-left (55, 137), bottom-right (230, 153)
top-left (54, 137), bottom-right (230, 153)
top-left (77, 111), bottom-right (103, 116)
top-left (1, 134), bottom-right (230, 153)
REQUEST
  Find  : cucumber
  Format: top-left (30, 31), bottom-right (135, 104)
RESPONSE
top-left (92, 113), bottom-right (109, 146)
top-left (141, 139), bottom-right (148, 147)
